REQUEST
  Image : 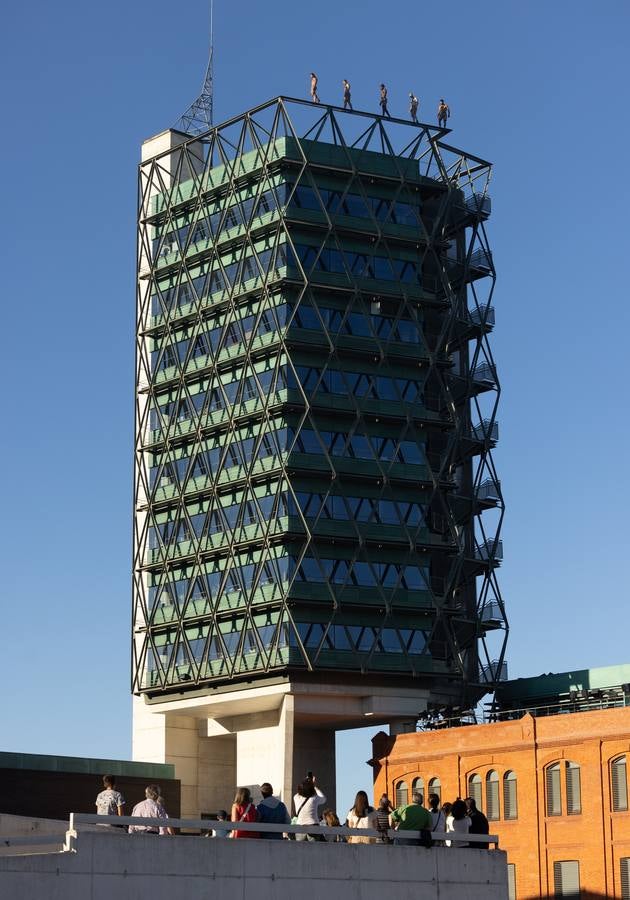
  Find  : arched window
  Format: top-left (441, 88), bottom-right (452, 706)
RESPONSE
top-left (566, 761), bottom-right (581, 815)
top-left (468, 773), bottom-right (482, 809)
top-left (546, 763), bottom-right (562, 816)
top-left (428, 777), bottom-right (441, 802)
top-left (395, 780), bottom-right (408, 807)
top-left (612, 756), bottom-right (628, 812)
top-left (412, 777), bottom-right (424, 798)
top-left (503, 771), bottom-right (518, 820)
top-left (486, 770), bottom-right (500, 820)
top-left (546, 761), bottom-right (581, 816)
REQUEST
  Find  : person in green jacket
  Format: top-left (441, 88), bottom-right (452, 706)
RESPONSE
top-left (390, 790), bottom-right (432, 845)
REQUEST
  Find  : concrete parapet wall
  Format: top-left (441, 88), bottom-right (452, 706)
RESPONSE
top-left (0, 814), bottom-right (105, 855)
top-left (0, 831), bottom-right (508, 900)
top-left (0, 814), bottom-right (69, 836)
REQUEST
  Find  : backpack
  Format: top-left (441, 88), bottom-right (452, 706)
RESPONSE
top-left (97, 791), bottom-right (119, 816)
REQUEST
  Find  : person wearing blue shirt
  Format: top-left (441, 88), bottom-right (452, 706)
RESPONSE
top-left (257, 782), bottom-right (290, 839)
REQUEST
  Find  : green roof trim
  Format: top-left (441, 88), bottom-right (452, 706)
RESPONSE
top-left (0, 751), bottom-right (176, 779)
top-left (496, 663), bottom-right (630, 704)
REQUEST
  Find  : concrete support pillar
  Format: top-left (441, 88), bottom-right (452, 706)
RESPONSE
top-left (132, 695), bottom-right (168, 763)
top-left (198, 733), bottom-right (236, 816)
top-left (132, 697), bottom-right (199, 817)
top-left (234, 696), bottom-right (295, 805)
top-left (293, 726), bottom-right (336, 812)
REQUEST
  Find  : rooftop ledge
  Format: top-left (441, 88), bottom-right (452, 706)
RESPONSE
top-left (143, 94), bottom-right (453, 148)
top-left (141, 96), bottom-right (493, 179)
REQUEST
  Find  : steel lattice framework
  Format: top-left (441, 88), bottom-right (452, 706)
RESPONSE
top-left (133, 97), bottom-right (507, 710)
top-left (173, 0), bottom-right (214, 134)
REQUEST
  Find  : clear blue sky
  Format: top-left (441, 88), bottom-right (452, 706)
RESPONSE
top-left (1, 0), bottom-right (628, 821)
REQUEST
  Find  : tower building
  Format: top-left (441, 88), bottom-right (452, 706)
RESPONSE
top-left (132, 97), bottom-right (506, 815)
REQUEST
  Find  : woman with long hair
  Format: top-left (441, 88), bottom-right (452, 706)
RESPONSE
top-left (293, 775), bottom-right (326, 841)
top-left (321, 808), bottom-right (345, 842)
top-left (346, 790), bottom-right (378, 844)
top-left (445, 798), bottom-right (470, 848)
top-left (231, 786), bottom-right (259, 839)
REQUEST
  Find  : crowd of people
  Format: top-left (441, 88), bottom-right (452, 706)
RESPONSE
top-left (336, 788), bottom-right (490, 847)
top-left (309, 72), bottom-right (451, 127)
top-left (94, 773), bottom-right (491, 846)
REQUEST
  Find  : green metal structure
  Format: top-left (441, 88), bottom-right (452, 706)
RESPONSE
top-left (492, 663), bottom-right (630, 719)
top-left (132, 97), bottom-right (506, 711)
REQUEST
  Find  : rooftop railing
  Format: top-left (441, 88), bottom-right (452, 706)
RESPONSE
top-left (52, 812), bottom-right (500, 849)
top-left (488, 692), bottom-right (629, 722)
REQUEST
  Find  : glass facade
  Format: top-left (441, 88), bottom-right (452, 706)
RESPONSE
top-left (133, 100), bottom-right (505, 703)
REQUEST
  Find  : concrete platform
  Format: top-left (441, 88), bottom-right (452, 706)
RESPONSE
top-left (0, 830), bottom-right (508, 899)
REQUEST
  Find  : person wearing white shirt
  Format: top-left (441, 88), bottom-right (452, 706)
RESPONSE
top-left (293, 775), bottom-right (326, 841)
top-left (445, 798), bottom-right (471, 848)
top-left (346, 791), bottom-right (378, 844)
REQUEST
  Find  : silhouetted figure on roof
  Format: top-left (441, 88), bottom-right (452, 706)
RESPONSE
top-left (409, 92), bottom-right (419, 123)
top-left (342, 79), bottom-right (353, 110)
top-left (310, 73), bottom-right (320, 103)
top-left (438, 98), bottom-right (451, 128)
top-left (379, 84), bottom-right (391, 117)
top-left (465, 797), bottom-right (489, 849)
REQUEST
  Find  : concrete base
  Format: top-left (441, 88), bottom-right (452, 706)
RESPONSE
top-left (133, 680), bottom-right (429, 817)
top-left (0, 831), bottom-right (509, 900)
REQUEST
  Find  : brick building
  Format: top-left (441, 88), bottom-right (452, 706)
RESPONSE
top-left (371, 665), bottom-right (630, 899)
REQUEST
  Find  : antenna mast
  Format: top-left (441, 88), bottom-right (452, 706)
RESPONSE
top-left (173, 0), bottom-right (214, 134)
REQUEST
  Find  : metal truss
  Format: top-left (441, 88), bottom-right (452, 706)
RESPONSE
top-left (173, 1), bottom-right (214, 135)
top-left (133, 97), bottom-right (507, 709)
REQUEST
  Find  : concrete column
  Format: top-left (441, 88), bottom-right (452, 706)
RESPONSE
top-left (234, 696), bottom-right (294, 805)
top-left (132, 698), bottom-right (199, 817)
top-left (198, 696), bottom-right (337, 812)
top-left (163, 716), bottom-right (199, 818)
top-left (197, 733), bottom-right (236, 816)
top-left (132, 696), bottom-right (168, 762)
top-left (292, 727), bottom-right (336, 811)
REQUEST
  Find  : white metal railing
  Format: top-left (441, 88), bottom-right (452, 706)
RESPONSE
top-left (60, 813), bottom-right (498, 849)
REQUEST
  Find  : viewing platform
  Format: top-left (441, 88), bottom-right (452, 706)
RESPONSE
top-left (0, 812), bottom-right (508, 900)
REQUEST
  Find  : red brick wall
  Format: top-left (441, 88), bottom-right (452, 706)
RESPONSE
top-left (371, 707), bottom-right (630, 898)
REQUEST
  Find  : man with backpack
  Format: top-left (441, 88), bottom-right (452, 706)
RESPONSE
top-left (95, 774), bottom-right (125, 818)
